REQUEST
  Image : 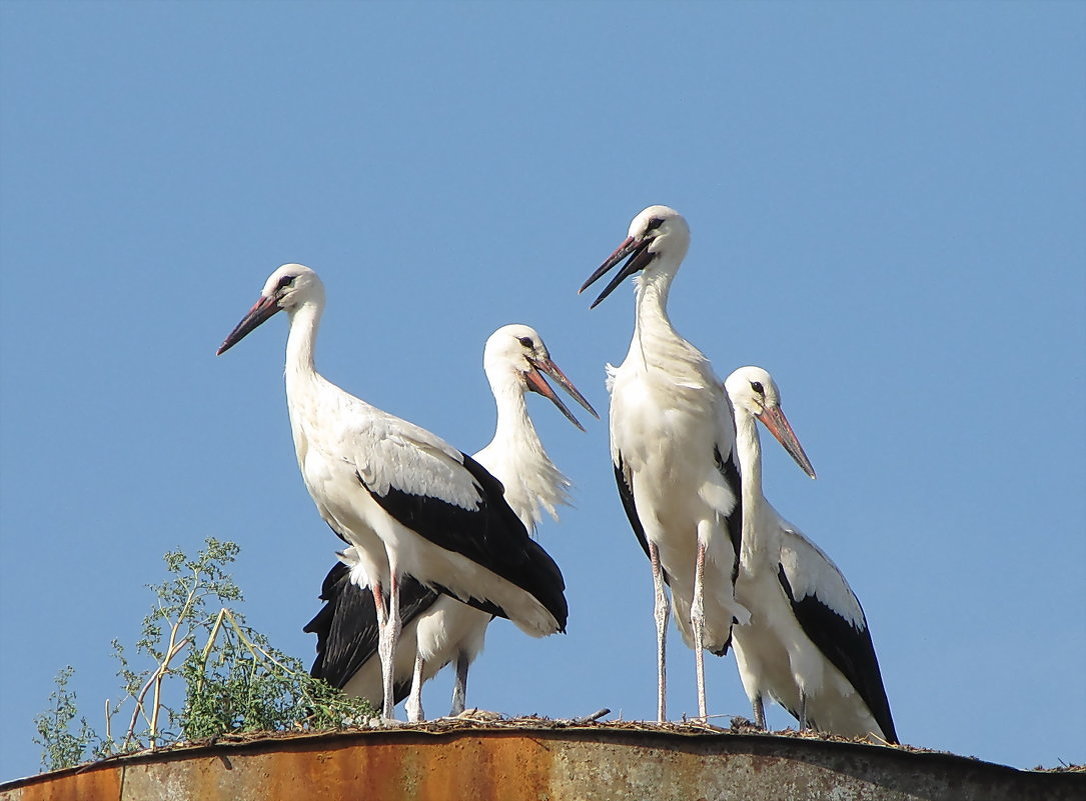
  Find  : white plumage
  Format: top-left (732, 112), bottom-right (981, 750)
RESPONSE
top-left (303, 324), bottom-right (596, 720)
top-left (473, 325), bottom-right (591, 530)
top-left (726, 365), bottom-right (897, 743)
top-left (581, 206), bottom-right (748, 721)
top-left (218, 265), bottom-right (568, 719)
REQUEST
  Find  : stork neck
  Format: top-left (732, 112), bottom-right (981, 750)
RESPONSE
top-left (490, 379), bottom-right (541, 454)
top-left (632, 268), bottom-right (676, 337)
top-left (735, 408), bottom-right (777, 564)
top-left (623, 262), bottom-right (710, 381)
top-left (477, 375), bottom-right (567, 532)
top-left (283, 299), bottom-right (322, 387)
top-left (734, 410), bottom-right (764, 494)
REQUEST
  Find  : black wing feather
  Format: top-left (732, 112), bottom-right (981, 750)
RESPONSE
top-left (359, 452), bottom-right (567, 632)
top-left (707, 445), bottom-right (744, 656)
top-left (777, 565), bottom-right (898, 743)
top-left (303, 564), bottom-right (440, 696)
top-left (614, 454), bottom-right (678, 589)
top-left (713, 444), bottom-right (743, 584)
top-left (613, 455), bottom-right (651, 558)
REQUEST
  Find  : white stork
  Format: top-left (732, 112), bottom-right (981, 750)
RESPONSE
top-left (725, 365), bottom-right (898, 743)
top-left (217, 265), bottom-right (568, 719)
top-left (304, 324), bottom-right (596, 721)
top-left (579, 206), bottom-right (748, 721)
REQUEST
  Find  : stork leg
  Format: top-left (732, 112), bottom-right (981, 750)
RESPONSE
top-left (371, 581), bottom-right (389, 628)
top-left (798, 692), bottom-right (809, 731)
top-left (649, 541), bottom-right (669, 723)
top-left (406, 654), bottom-right (426, 723)
top-left (377, 571), bottom-right (402, 720)
top-left (370, 581), bottom-right (395, 720)
top-left (690, 538), bottom-right (708, 719)
top-left (752, 695), bottom-right (766, 730)
top-left (450, 651), bottom-right (470, 716)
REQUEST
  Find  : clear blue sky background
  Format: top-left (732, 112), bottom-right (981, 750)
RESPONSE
top-left (2, 0), bottom-right (1083, 781)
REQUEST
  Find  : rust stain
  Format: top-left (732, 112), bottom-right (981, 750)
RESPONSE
top-left (3, 764), bottom-right (121, 801)
top-left (254, 732), bottom-right (555, 801)
top-left (412, 734), bottom-right (554, 801)
top-left (2, 726), bottom-right (1081, 801)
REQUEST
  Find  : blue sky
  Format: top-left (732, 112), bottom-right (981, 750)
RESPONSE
top-left (1, 0), bottom-right (1083, 780)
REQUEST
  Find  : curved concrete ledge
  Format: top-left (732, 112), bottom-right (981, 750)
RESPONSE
top-left (2, 723), bottom-right (1082, 801)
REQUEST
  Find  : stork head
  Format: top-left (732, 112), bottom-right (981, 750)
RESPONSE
top-left (216, 264), bottom-right (324, 355)
top-left (579, 205), bottom-right (690, 308)
top-left (484, 324), bottom-right (599, 431)
top-left (725, 366), bottom-right (817, 479)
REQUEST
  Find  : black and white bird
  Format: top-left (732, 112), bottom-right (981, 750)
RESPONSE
top-left (304, 324), bottom-right (596, 720)
top-left (579, 206), bottom-right (747, 721)
top-left (217, 265), bottom-right (568, 719)
top-left (725, 365), bottom-right (898, 743)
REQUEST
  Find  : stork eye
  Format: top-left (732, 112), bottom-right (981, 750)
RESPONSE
top-left (646, 217), bottom-right (665, 232)
top-left (750, 381), bottom-right (764, 394)
top-left (276, 274), bottom-right (296, 292)
top-left (517, 336), bottom-right (534, 348)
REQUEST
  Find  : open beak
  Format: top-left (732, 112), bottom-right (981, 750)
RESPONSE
top-left (216, 295), bottom-right (280, 355)
top-left (756, 406), bottom-right (817, 479)
top-left (525, 356), bottom-right (599, 431)
top-left (579, 234), bottom-right (656, 308)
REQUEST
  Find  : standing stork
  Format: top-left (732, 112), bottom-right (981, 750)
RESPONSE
top-left (216, 265), bottom-right (568, 719)
top-left (725, 365), bottom-right (898, 743)
top-left (305, 324), bottom-right (596, 721)
top-left (579, 206), bottom-right (747, 721)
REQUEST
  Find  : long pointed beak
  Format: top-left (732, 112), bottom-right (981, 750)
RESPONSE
top-left (525, 356), bottom-right (599, 431)
top-left (216, 295), bottom-right (280, 355)
top-left (579, 235), bottom-right (655, 309)
top-left (756, 406), bottom-right (817, 479)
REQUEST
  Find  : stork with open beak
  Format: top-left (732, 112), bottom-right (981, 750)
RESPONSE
top-left (580, 206), bottom-right (748, 721)
top-left (304, 324), bottom-right (596, 720)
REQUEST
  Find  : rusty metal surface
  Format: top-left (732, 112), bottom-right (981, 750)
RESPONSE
top-left (2, 723), bottom-right (1082, 801)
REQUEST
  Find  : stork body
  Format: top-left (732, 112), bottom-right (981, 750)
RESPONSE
top-left (580, 206), bottom-right (747, 721)
top-left (726, 366), bottom-right (897, 743)
top-left (217, 266), bottom-right (568, 719)
top-left (303, 324), bottom-right (595, 720)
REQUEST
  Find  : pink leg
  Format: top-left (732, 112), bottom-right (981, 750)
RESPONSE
top-left (376, 572), bottom-right (402, 720)
top-left (649, 542), bottom-right (669, 722)
top-left (691, 540), bottom-right (708, 719)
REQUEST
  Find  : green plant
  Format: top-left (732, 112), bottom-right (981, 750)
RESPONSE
top-left (32, 666), bottom-right (97, 772)
top-left (34, 538), bottom-right (374, 771)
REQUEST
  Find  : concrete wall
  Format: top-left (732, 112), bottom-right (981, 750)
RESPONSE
top-left (2, 723), bottom-right (1081, 801)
